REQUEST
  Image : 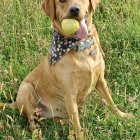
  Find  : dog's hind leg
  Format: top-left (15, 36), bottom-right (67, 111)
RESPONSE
top-left (0, 102), bottom-right (17, 109)
top-left (16, 82), bottom-right (39, 131)
top-left (96, 75), bottom-right (134, 119)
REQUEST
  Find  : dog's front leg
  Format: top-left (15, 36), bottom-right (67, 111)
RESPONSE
top-left (64, 92), bottom-right (84, 140)
top-left (96, 75), bottom-right (134, 118)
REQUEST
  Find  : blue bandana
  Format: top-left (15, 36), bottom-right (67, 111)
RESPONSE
top-left (50, 31), bottom-right (94, 65)
top-left (50, 31), bottom-right (80, 65)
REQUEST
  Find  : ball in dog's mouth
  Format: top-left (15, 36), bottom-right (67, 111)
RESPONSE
top-left (61, 18), bottom-right (88, 39)
top-left (61, 19), bottom-right (80, 35)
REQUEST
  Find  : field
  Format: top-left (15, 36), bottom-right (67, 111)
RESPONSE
top-left (0, 0), bottom-right (140, 139)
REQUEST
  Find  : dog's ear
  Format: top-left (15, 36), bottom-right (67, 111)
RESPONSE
top-left (90, 0), bottom-right (100, 11)
top-left (42, 0), bottom-right (56, 20)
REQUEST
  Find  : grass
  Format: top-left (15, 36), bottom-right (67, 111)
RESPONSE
top-left (0, 0), bottom-right (140, 139)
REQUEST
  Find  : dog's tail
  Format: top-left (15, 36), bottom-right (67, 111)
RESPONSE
top-left (0, 102), bottom-right (17, 110)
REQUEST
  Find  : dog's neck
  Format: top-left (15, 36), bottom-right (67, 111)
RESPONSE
top-left (49, 13), bottom-right (96, 65)
top-left (50, 28), bottom-right (95, 65)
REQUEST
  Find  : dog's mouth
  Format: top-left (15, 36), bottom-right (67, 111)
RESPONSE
top-left (61, 16), bottom-right (88, 39)
top-left (75, 18), bottom-right (88, 39)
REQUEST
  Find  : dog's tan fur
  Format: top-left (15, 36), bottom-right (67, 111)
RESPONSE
top-left (0, 0), bottom-right (133, 139)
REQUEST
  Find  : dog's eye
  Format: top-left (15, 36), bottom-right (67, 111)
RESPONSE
top-left (59, 0), bottom-right (67, 3)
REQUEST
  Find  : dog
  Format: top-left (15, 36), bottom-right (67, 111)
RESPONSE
top-left (0, 0), bottom-right (133, 139)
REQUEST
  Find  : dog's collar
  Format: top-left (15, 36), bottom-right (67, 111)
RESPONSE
top-left (50, 31), bottom-right (95, 65)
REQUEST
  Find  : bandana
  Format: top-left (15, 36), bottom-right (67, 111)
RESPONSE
top-left (50, 31), bottom-right (94, 65)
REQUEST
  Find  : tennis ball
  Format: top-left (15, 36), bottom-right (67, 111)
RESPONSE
top-left (61, 19), bottom-right (80, 35)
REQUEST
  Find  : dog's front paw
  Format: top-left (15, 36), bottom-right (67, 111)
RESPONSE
top-left (68, 130), bottom-right (75, 140)
top-left (32, 129), bottom-right (42, 140)
top-left (120, 112), bottom-right (134, 119)
top-left (114, 109), bottom-right (134, 119)
top-left (68, 129), bottom-right (87, 140)
top-left (76, 131), bottom-right (84, 140)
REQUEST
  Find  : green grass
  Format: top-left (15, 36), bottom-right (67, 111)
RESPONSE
top-left (0, 0), bottom-right (140, 139)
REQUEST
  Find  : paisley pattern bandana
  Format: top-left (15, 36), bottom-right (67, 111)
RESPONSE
top-left (50, 31), bottom-right (94, 65)
top-left (50, 31), bottom-right (80, 65)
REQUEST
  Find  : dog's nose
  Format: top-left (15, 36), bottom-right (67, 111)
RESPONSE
top-left (70, 6), bottom-right (80, 17)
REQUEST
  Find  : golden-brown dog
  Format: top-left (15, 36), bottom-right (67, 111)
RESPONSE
top-left (0, 0), bottom-right (133, 139)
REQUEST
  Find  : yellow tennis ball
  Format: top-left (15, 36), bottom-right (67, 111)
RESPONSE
top-left (61, 19), bottom-right (80, 35)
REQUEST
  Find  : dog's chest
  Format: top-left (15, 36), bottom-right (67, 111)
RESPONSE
top-left (72, 45), bottom-right (100, 72)
top-left (71, 46), bottom-right (101, 91)
top-left (38, 48), bottom-right (102, 119)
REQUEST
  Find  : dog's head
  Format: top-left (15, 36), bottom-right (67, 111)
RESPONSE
top-left (42, 0), bottom-right (100, 38)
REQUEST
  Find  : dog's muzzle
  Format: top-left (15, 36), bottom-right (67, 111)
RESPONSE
top-left (69, 6), bottom-right (80, 17)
